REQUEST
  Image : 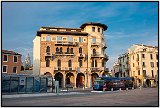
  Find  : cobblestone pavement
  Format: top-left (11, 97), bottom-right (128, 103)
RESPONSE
top-left (2, 88), bottom-right (158, 107)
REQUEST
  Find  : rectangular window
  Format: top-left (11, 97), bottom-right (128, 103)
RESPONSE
top-left (133, 63), bottom-right (134, 67)
top-left (13, 67), bottom-right (17, 73)
top-left (57, 36), bottom-right (62, 41)
top-left (92, 37), bottom-right (96, 43)
top-left (138, 70), bottom-right (140, 75)
top-left (13, 56), bottom-right (18, 62)
top-left (68, 36), bottom-right (73, 42)
top-left (98, 28), bottom-right (100, 32)
top-left (150, 62), bottom-right (154, 68)
top-left (92, 27), bottom-right (95, 32)
top-left (46, 35), bottom-right (51, 41)
top-left (151, 70), bottom-right (154, 78)
top-left (133, 56), bottom-right (134, 60)
top-left (142, 62), bottom-right (145, 67)
top-left (150, 54), bottom-right (153, 59)
top-left (142, 54), bottom-right (145, 58)
top-left (143, 70), bottom-right (146, 77)
top-left (3, 65), bottom-right (7, 73)
top-left (156, 54), bottom-right (158, 60)
top-left (79, 37), bottom-right (83, 42)
top-left (3, 55), bottom-right (8, 62)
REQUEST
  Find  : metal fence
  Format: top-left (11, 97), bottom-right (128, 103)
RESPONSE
top-left (2, 74), bottom-right (55, 94)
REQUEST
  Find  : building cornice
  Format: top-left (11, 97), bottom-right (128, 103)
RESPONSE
top-left (37, 30), bottom-right (88, 36)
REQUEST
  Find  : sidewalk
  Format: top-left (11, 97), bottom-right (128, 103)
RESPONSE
top-left (2, 92), bottom-right (86, 99)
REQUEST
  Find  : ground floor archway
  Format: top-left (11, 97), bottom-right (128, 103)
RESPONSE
top-left (54, 72), bottom-right (63, 88)
top-left (146, 79), bottom-right (151, 87)
top-left (91, 73), bottom-right (99, 87)
top-left (76, 73), bottom-right (85, 88)
top-left (66, 72), bottom-right (74, 87)
top-left (44, 72), bottom-right (52, 77)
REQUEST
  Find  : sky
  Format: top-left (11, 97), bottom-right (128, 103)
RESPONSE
top-left (2, 2), bottom-right (158, 70)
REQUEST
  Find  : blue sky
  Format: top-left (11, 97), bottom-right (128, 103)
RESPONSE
top-left (2, 2), bottom-right (158, 70)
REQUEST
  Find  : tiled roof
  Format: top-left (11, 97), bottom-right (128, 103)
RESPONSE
top-left (80, 22), bottom-right (108, 31)
top-left (2, 50), bottom-right (21, 55)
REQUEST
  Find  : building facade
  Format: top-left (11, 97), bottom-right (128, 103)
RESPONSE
top-left (2, 50), bottom-right (22, 74)
top-left (113, 53), bottom-right (130, 78)
top-left (113, 44), bottom-right (158, 87)
top-left (33, 22), bottom-right (109, 88)
top-left (128, 44), bottom-right (158, 87)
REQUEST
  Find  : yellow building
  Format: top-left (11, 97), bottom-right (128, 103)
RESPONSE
top-left (128, 44), bottom-right (158, 87)
top-left (33, 22), bottom-right (109, 88)
top-left (113, 44), bottom-right (158, 87)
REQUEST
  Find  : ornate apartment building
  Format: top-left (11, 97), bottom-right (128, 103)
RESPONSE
top-left (113, 44), bottom-right (158, 87)
top-left (33, 22), bottom-right (109, 88)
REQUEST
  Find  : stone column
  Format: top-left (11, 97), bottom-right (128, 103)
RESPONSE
top-left (74, 73), bottom-right (77, 88)
top-left (63, 73), bottom-right (66, 88)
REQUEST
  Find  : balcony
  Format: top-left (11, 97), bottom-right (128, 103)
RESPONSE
top-left (102, 43), bottom-right (107, 49)
top-left (78, 53), bottom-right (85, 58)
top-left (91, 42), bottom-right (100, 47)
top-left (55, 52), bottom-right (74, 56)
top-left (91, 53), bottom-right (101, 58)
top-left (45, 52), bottom-right (52, 57)
top-left (90, 67), bottom-right (104, 71)
top-left (136, 66), bottom-right (141, 70)
top-left (54, 67), bottom-right (76, 71)
top-left (103, 54), bottom-right (109, 61)
top-left (55, 41), bottom-right (78, 46)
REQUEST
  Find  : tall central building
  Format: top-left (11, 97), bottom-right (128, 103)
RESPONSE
top-left (33, 22), bottom-right (108, 88)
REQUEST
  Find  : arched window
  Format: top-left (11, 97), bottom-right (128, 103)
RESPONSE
top-left (46, 46), bottom-right (50, 53)
top-left (70, 48), bottom-right (73, 54)
top-left (46, 59), bottom-right (50, 67)
top-left (79, 47), bottom-right (82, 53)
top-left (56, 47), bottom-right (59, 52)
top-left (60, 47), bottom-right (62, 53)
top-left (68, 60), bottom-right (72, 67)
top-left (79, 60), bottom-right (83, 67)
top-left (57, 59), bottom-right (61, 67)
top-left (93, 49), bottom-right (96, 55)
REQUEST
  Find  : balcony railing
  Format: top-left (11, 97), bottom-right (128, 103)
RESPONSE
top-left (90, 67), bottom-right (104, 71)
top-left (78, 53), bottom-right (85, 58)
top-left (91, 53), bottom-right (101, 57)
top-left (136, 66), bottom-right (141, 70)
top-left (55, 41), bottom-right (78, 46)
top-left (91, 42), bottom-right (100, 47)
top-left (102, 43), bottom-right (107, 49)
top-left (55, 52), bottom-right (74, 56)
top-left (45, 52), bottom-right (52, 56)
top-left (54, 67), bottom-right (76, 71)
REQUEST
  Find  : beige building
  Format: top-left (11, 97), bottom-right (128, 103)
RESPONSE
top-left (33, 22), bottom-right (109, 88)
top-left (113, 53), bottom-right (130, 78)
top-left (128, 44), bottom-right (158, 87)
top-left (113, 44), bottom-right (158, 87)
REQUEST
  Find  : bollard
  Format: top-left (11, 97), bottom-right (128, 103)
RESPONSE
top-left (140, 86), bottom-right (142, 90)
top-left (132, 87), bottom-right (134, 90)
top-left (111, 88), bottom-right (113, 91)
top-left (119, 88), bottom-right (121, 91)
top-left (83, 86), bottom-right (85, 90)
top-left (126, 88), bottom-right (128, 91)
